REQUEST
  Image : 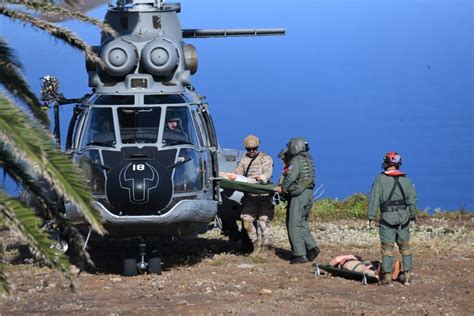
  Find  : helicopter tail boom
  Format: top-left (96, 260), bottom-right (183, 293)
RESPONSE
top-left (182, 28), bottom-right (286, 38)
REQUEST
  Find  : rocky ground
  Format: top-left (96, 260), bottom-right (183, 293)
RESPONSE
top-left (1, 217), bottom-right (473, 315)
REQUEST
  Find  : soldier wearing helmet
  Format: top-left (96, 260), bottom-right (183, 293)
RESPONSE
top-left (233, 134), bottom-right (274, 255)
top-left (275, 138), bottom-right (320, 264)
top-left (368, 151), bottom-right (418, 285)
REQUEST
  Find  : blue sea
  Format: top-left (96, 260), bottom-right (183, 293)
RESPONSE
top-left (1, 0), bottom-right (472, 211)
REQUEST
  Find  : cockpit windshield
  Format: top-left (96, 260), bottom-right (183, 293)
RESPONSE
top-left (162, 107), bottom-right (199, 147)
top-left (81, 108), bottom-right (116, 147)
top-left (118, 108), bottom-right (161, 144)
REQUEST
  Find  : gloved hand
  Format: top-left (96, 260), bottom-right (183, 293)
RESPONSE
top-left (409, 217), bottom-right (417, 229)
top-left (367, 219), bottom-right (375, 230)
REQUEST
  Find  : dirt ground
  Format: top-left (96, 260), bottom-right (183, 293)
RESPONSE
top-left (1, 217), bottom-right (473, 315)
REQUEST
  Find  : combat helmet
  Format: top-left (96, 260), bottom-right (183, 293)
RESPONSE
top-left (243, 135), bottom-right (260, 149)
top-left (382, 152), bottom-right (402, 170)
top-left (288, 138), bottom-right (309, 156)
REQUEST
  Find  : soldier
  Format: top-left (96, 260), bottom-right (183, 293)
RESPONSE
top-left (275, 138), bottom-right (320, 264)
top-left (233, 135), bottom-right (274, 255)
top-left (368, 152), bottom-right (417, 285)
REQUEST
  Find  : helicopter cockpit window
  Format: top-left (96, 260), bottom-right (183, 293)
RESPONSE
top-left (81, 108), bottom-right (116, 148)
top-left (162, 107), bottom-right (199, 147)
top-left (118, 107), bottom-right (161, 144)
top-left (93, 95), bottom-right (134, 105)
top-left (144, 94), bottom-right (186, 104)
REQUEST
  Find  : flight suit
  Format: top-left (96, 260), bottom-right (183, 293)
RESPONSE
top-left (234, 152), bottom-right (274, 246)
top-left (281, 152), bottom-right (318, 257)
top-left (368, 171), bottom-right (417, 274)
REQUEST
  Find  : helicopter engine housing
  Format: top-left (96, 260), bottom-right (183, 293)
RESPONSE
top-left (141, 38), bottom-right (179, 76)
top-left (100, 38), bottom-right (139, 77)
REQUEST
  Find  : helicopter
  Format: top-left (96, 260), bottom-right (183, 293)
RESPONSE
top-left (41, 0), bottom-right (285, 276)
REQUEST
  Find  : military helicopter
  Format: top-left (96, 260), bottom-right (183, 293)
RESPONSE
top-left (41, 0), bottom-right (285, 275)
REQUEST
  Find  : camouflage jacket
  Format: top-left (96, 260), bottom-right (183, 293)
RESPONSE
top-left (234, 152), bottom-right (273, 184)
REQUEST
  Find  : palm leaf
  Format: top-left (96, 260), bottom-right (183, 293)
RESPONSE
top-left (0, 95), bottom-right (104, 234)
top-left (9, 0), bottom-right (117, 37)
top-left (0, 6), bottom-right (104, 67)
top-left (0, 142), bottom-right (96, 269)
top-left (0, 190), bottom-right (75, 289)
top-left (0, 260), bottom-right (9, 297)
top-left (0, 37), bottom-right (49, 125)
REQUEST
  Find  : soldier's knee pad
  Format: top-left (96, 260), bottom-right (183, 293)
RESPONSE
top-left (398, 241), bottom-right (412, 256)
top-left (381, 242), bottom-right (395, 257)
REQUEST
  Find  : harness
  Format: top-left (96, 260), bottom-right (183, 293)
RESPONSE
top-left (244, 153), bottom-right (260, 177)
top-left (380, 176), bottom-right (408, 212)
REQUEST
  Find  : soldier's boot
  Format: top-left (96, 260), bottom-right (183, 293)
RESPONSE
top-left (260, 243), bottom-right (274, 256)
top-left (258, 216), bottom-right (272, 256)
top-left (249, 240), bottom-right (261, 257)
top-left (306, 246), bottom-right (320, 262)
top-left (379, 272), bottom-right (392, 286)
top-left (398, 271), bottom-right (412, 286)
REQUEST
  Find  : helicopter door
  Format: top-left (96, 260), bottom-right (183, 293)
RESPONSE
top-left (198, 104), bottom-right (219, 200)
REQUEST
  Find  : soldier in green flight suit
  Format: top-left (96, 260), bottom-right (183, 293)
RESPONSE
top-left (275, 138), bottom-right (320, 264)
top-left (368, 152), bottom-right (417, 285)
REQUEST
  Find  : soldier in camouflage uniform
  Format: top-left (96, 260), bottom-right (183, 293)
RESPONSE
top-left (368, 152), bottom-right (417, 285)
top-left (234, 135), bottom-right (274, 255)
top-left (276, 138), bottom-right (320, 264)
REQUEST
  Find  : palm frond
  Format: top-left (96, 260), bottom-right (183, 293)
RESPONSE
top-left (36, 127), bottom-right (105, 234)
top-left (0, 37), bottom-right (50, 125)
top-left (0, 96), bottom-right (104, 234)
top-left (0, 190), bottom-right (75, 289)
top-left (0, 140), bottom-right (59, 212)
top-left (0, 6), bottom-right (104, 68)
top-left (0, 261), bottom-right (9, 297)
top-left (9, 0), bottom-right (117, 37)
top-left (0, 142), bottom-right (96, 269)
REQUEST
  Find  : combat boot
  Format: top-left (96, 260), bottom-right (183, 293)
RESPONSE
top-left (290, 256), bottom-right (308, 264)
top-left (260, 243), bottom-right (274, 256)
top-left (379, 272), bottom-right (392, 286)
top-left (249, 240), bottom-right (261, 257)
top-left (398, 271), bottom-right (412, 285)
top-left (306, 246), bottom-right (320, 262)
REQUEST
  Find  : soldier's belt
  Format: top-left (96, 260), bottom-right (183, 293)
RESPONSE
top-left (380, 199), bottom-right (407, 212)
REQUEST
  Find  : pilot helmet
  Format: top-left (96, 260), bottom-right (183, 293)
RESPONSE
top-left (243, 134), bottom-right (260, 149)
top-left (288, 138), bottom-right (308, 156)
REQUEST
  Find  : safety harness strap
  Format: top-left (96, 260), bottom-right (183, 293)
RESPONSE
top-left (380, 177), bottom-right (407, 212)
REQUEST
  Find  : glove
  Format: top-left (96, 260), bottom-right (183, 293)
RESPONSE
top-left (409, 217), bottom-right (417, 229)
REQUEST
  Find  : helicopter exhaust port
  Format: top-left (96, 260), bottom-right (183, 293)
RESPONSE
top-left (100, 39), bottom-right (138, 77)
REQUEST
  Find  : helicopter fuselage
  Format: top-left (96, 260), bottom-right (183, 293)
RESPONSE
top-left (65, 88), bottom-right (223, 237)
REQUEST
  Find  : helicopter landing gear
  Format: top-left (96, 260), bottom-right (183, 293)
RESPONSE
top-left (123, 239), bottom-right (162, 276)
top-left (123, 258), bottom-right (138, 276)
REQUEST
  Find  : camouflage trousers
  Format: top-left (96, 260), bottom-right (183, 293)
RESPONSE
top-left (241, 214), bottom-right (271, 245)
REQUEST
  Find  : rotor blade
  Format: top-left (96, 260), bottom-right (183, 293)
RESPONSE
top-left (182, 28), bottom-right (286, 38)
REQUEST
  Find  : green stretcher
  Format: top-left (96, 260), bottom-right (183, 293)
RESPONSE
top-left (219, 178), bottom-right (276, 195)
top-left (314, 263), bottom-right (379, 285)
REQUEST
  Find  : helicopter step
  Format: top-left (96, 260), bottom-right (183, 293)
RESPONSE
top-left (123, 238), bottom-right (162, 276)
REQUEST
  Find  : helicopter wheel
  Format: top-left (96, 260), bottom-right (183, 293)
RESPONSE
top-left (148, 257), bottom-right (162, 275)
top-left (123, 258), bottom-right (138, 276)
